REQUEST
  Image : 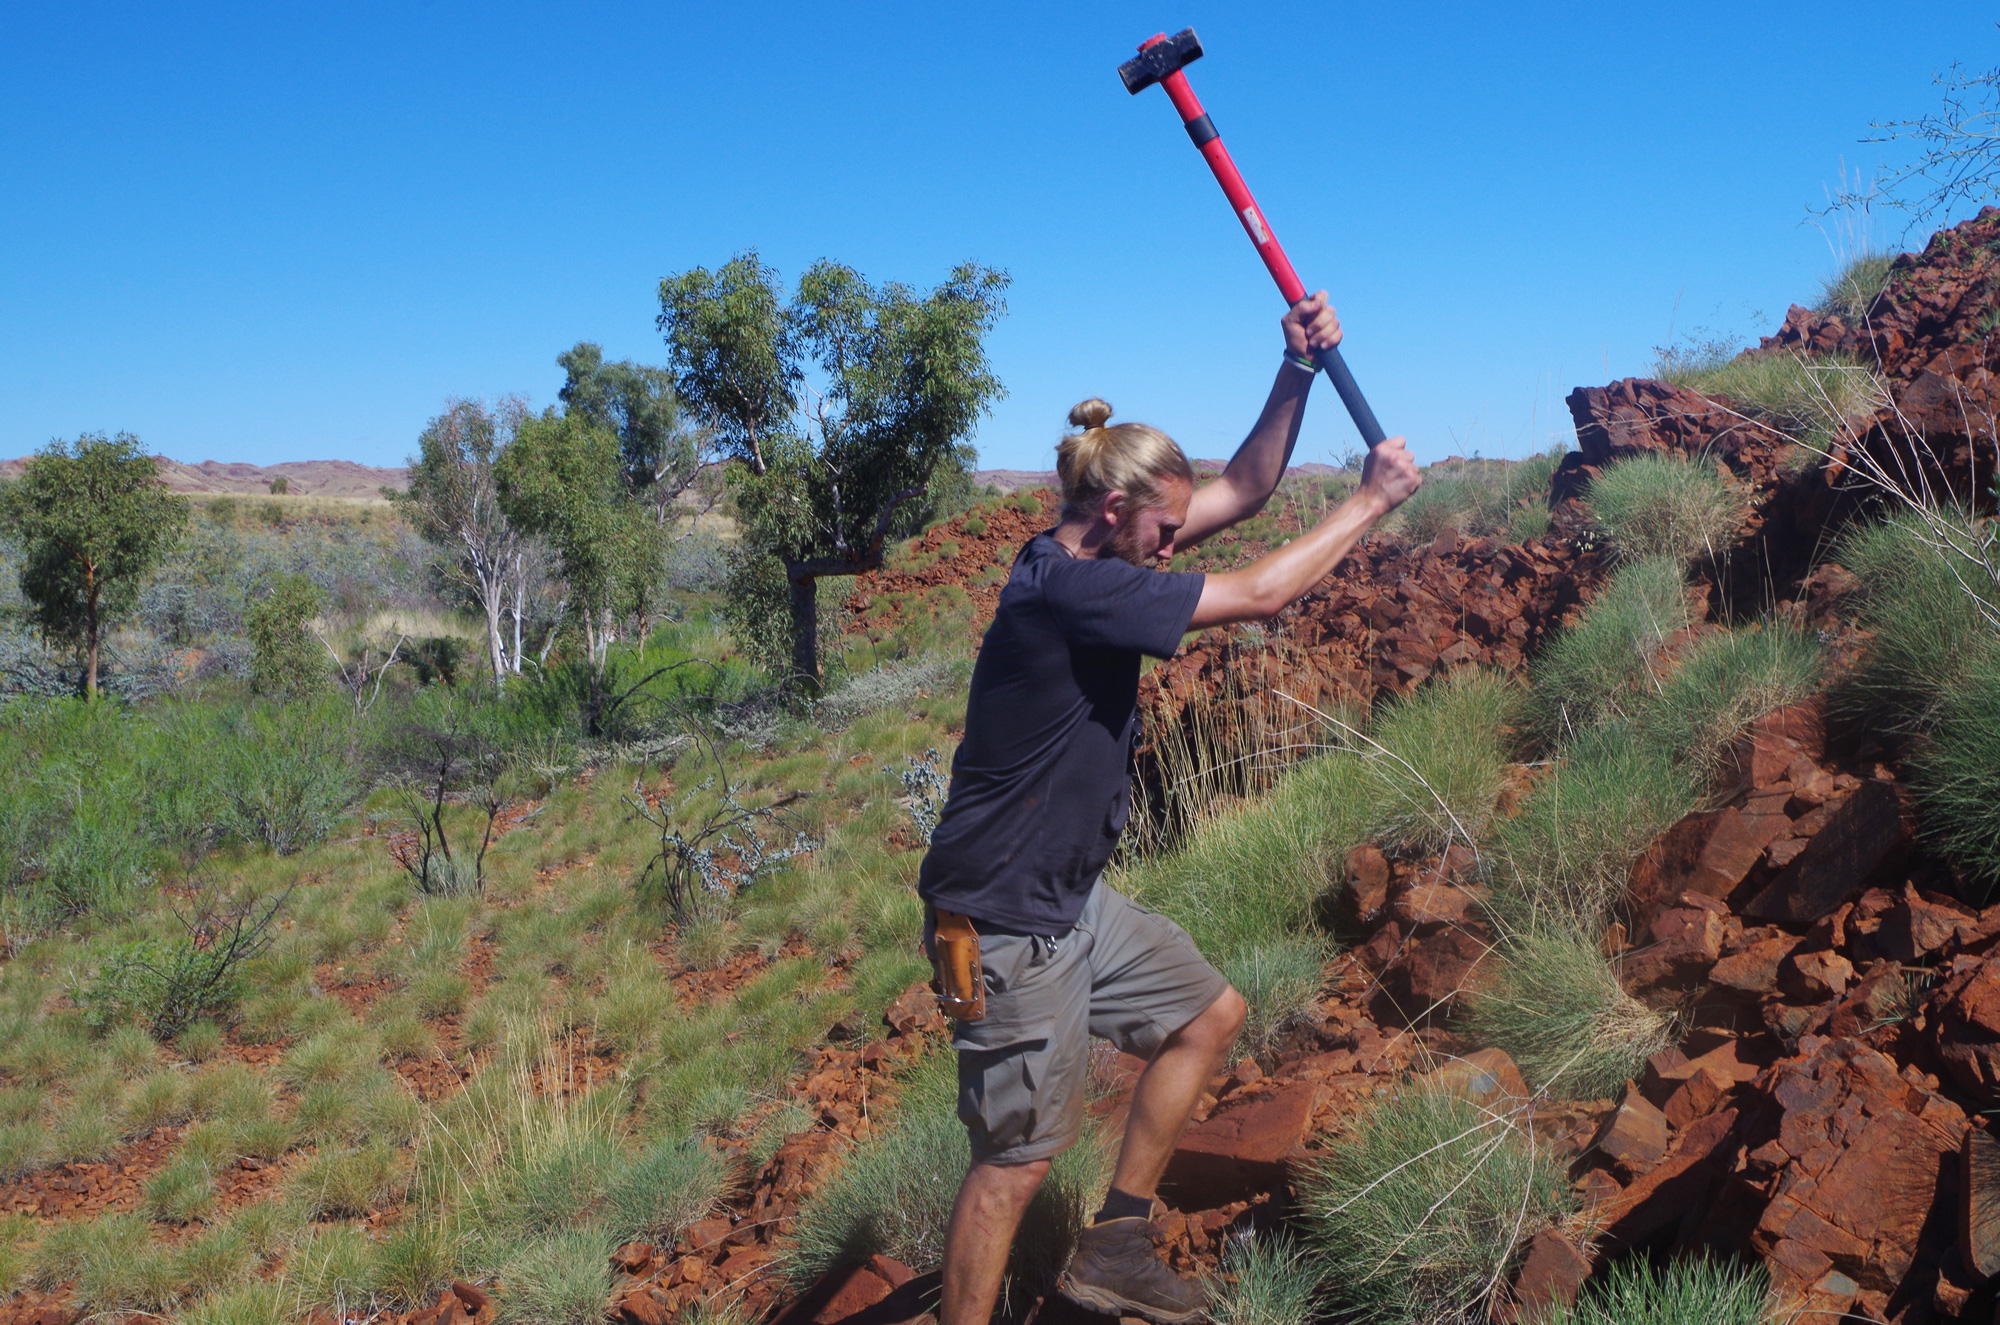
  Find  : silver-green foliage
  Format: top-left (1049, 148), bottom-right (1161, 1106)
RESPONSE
top-left (1817, 251), bottom-right (1897, 322)
top-left (494, 1230), bottom-right (614, 1325)
top-left (1909, 653), bottom-right (2000, 892)
top-left (1541, 1255), bottom-right (1769, 1325)
top-left (1299, 1087), bottom-right (1573, 1324)
top-left (1208, 1231), bottom-right (1323, 1325)
top-left (1464, 926), bottom-right (1676, 1098)
top-left (1637, 624), bottom-right (1823, 778)
top-left (1219, 937), bottom-right (1329, 1059)
top-left (1529, 558), bottom-right (1692, 741)
top-left (1586, 456), bottom-right (1745, 567)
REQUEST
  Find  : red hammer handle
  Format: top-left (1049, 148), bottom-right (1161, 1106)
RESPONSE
top-left (1154, 68), bottom-right (1308, 304)
top-left (1138, 36), bottom-right (1389, 448)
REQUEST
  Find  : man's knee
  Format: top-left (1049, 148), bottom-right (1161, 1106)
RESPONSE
top-left (963, 1157), bottom-right (1052, 1203)
top-left (1162, 985), bottom-right (1247, 1057)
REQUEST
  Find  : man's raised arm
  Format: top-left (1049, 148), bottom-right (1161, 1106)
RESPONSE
top-left (1177, 291), bottom-right (1343, 548)
top-left (1188, 435), bottom-right (1421, 630)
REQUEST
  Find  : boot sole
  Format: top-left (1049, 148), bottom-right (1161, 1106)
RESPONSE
top-left (1057, 1272), bottom-right (1206, 1324)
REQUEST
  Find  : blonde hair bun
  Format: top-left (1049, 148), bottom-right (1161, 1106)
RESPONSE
top-left (1067, 398), bottom-right (1114, 430)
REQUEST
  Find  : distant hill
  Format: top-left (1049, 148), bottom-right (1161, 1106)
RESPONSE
top-left (0, 455), bottom-right (407, 499)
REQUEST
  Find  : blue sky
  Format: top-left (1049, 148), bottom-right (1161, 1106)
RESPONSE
top-left (2, 3), bottom-right (1995, 472)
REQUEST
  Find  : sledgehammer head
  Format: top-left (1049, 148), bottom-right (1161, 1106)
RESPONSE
top-left (1118, 27), bottom-right (1203, 94)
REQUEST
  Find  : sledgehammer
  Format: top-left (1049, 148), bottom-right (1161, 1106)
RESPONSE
top-left (1120, 28), bottom-right (1389, 448)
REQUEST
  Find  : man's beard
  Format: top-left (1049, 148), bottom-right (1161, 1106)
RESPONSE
top-left (1104, 518), bottom-right (1155, 567)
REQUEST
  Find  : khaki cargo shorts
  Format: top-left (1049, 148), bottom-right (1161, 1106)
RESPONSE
top-left (941, 881), bottom-right (1229, 1165)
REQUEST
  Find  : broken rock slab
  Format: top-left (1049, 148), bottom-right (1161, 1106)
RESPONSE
top-left (1161, 1078), bottom-right (1320, 1210)
top-left (1740, 780), bottom-right (1910, 924)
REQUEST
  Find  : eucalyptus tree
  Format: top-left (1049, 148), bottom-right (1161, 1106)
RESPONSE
top-left (2, 432), bottom-right (190, 700)
top-left (557, 341), bottom-right (715, 526)
top-left (658, 252), bottom-right (1007, 684)
top-left (397, 399), bottom-right (528, 685)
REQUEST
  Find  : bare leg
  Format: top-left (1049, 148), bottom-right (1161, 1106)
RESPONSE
top-left (940, 1158), bottom-right (1052, 1325)
top-left (1108, 986), bottom-right (1247, 1200)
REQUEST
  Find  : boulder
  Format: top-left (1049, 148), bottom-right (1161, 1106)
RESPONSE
top-left (1741, 1037), bottom-right (1969, 1316)
top-left (1627, 807), bottom-right (1790, 921)
top-left (1371, 926), bottom-right (1488, 1027)
top-left (1960, 1128), bottom-right (2000, 1281)
top-left (1419, 1048), bottom-right (1531, 1112)
top-left (1591, 1085), bottom-right (1671, 1173)
top-left (1710, 934), bottom-right (1802, 994)
top-left (1741, 781), bottom-right (1910, 924)
top-left (1162, 1078), bottom-right (1321, 1209)
top-left (1492, 1230), bottom-right (1591, 1325)
top-left (1926, 956), bottom-right (2000, 1106)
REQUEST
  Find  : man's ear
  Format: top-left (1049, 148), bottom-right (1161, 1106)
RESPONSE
top-left (1099, 490), bottom-right (1128, 526)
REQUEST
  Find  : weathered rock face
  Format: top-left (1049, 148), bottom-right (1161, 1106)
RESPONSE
top-left (1741, 1038), bottom-right (1969, 1321)
top-left (1556, 377), bottom-right (1792, 503)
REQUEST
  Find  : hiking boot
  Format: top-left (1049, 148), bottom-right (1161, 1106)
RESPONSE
top-left (1058, 1217), bottom-right (1207, 1324)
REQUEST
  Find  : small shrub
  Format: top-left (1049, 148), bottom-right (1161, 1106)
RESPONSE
top-left (1541, 1255), bottom-right (1769, 1325)
top-left (81, 884), bottom-right (290, 1039)
top-left (145, 1152), bottom-right (219, 1224)
top-left (1207, 1231), bottom-right (1321, 1325)
top-left (1817, 250), bottom-right (1897, 321)
top-left (175, 1220), bottom-right (257, 1299)
top-left (495, 1231), bottom-right (613, 1325)
top-left (376, 1014), bottom-right (439, 1062)
top-left (287, 1143), bottom-right (401, 1219)
top-left (604, 1133), bottom-right (730, 1244)
top-left (1219, 939), bottom-right (1325, 1059)
top-left (1465, 926), bottom-right (1677, 1097)
top-left (1585, 455), bottom-right (1744, 566)
top-left (594, 977), bottom-right (675, 1058)
top-left (961, 515), bottom-right (988, 536)
top-left (1299, 1087), bottom-right (1573, 1324)
top-left (216, 701), bottom-right (359, 854)
top-left (1529, 557), bottom-right (1693, 741)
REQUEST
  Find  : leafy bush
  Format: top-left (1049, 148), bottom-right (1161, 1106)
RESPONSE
top-left (81, 885), bottom-right (289, 1038)
top-left (1540, 1256), bottom-right (1769, 1325)
top-left (1465, 926), bottom-right (1676, 1097)
top-left (1529, 557), bottom-right (1692, 741)
top-left (1586, 455), bottom-right (1744, 566)
top-left (247, 572), bottom-right (327, 698)
top-left (215, 700), bottom-right (360, 854)
top-left (1299, 1087), bottom-right (1573, 1324)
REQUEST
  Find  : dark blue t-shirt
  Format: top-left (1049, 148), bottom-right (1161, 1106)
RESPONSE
top-left (917, 532), bottom-right (1204, 933)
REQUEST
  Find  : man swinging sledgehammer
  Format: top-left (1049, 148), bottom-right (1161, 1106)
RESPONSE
top-left (918, 296), bottom-right (1421, 1325)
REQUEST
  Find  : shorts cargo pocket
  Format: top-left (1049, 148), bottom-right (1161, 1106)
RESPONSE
top-left (954, 1014), bottom-right (1057, 1159)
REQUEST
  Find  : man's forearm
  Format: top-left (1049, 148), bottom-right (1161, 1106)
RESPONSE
top-left (1179, 367), bottom-right (1313, 544)
top-left (1188, 485), bottom-right (1391, 630)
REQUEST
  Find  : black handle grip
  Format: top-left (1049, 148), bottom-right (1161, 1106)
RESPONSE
top-left (1313, 343), bottom-right (1388, 448)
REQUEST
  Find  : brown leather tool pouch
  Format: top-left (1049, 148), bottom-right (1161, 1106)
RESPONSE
top-left (929, 908), bottom-right (986, 1022)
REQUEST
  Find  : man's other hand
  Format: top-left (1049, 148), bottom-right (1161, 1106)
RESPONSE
top-left (1282, 292), bottom-right (1342, 358)
top-left (1359, 437), bottom-right (1420, 514)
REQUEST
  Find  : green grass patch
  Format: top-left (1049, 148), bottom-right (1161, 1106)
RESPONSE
top-left (1542, 1256), bottom-right (1769, 1324)
top-left (1207, 1230), bottom-right (1322, 1325)
top-left (1464, 926), bottom-right (1676, 1098)
top-left (1586, 455), bottom-right (1745, 566)
top-left (1529, 557), bottom-right (1692, 741)
top-left (1817, 251), bottom-right (1897, 322)
top-left (1299, 1087), bottom-right (1573, 1324)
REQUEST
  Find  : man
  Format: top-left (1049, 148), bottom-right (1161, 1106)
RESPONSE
top-left (918, 294), bottom-right (1422, 1325)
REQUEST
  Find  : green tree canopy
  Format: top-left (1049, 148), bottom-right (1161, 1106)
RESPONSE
top-left (2, 433), bottom-right (190, 700)
top-left (495, 409), bottom-right (662, 667)
top-left (657, 252), bottom-right (1007, 683)
top-left (557, 341), bottom-right (711, 520)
